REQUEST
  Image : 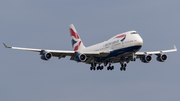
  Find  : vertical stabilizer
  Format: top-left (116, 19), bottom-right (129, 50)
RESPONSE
top-left (69, 24), bottom-right (86, 51)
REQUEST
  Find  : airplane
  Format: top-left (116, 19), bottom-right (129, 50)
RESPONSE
top-left (3, 24), bottom-right (177, 71)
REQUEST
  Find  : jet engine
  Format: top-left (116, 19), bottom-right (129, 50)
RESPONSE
top-left (156, 54), bottom-right (168, 62)
top-left (141, 55), bottom-right (152, 63)
top-left (75, 54), bottom-right (87, 62)
top-left (41, 52), bottom-right (52, 60)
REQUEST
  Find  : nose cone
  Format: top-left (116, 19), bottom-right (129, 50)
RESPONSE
top-left (136, 37), bottom-right (143, 46)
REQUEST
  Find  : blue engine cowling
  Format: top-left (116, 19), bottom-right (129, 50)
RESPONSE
top-left (41, 52), bottom-right (52, 60)
top-left (156, 54), bottom-right (168, 62)
top-left (141, 55), bottom-right (152, 63)
top-left (75, 54), bottom-right (87, 62)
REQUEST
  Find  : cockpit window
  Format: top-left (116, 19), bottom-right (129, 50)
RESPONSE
top-left (131, 32), bottom-right (137, 34)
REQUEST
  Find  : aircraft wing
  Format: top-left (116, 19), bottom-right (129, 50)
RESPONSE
top-left (3, 43), bottom-right (75, 57)
top-left (135, 45), bottom-right (177, 55)
top-left (3, 43), bottom-right (110, 60)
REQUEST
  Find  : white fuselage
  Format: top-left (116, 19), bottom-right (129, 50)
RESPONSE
top-left (80, 31), bottom-right (143, 54)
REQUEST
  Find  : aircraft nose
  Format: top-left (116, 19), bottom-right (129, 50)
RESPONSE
top-left (137, 37), bottom-right (143, 46)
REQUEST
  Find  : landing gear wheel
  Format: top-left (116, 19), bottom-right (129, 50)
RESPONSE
top-left (124, 63), bottom-right (127, 67)
top-left (93, 67), bottom-right (96, 70)
top-left (97, 66), bottom-right (100, 70)
top-left (90, 67), bottom-right (92, 70)
top-left (134, 58), bottom-right (136, 61)
top-left (111, 66), bottom-right (114, 70)
top-left (107, 66), bottom-right (114, 70)
top-left (123, 67), bottom-right (126, 71)
top-left (100, 66), bottom-right (103, 70)
top-left (90, 67), bottom-right (95, 70)
top-left (120, 67), bottom-right (122, 71)
top-left (120, 63), bottom-right (127, 71)
top-left (90, 63), bottom-right (96, 71)
top-left (97, 65), bottom-right (103, 70)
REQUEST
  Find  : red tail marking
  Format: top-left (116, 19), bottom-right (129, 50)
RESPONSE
top-left (74, 41), bottom-right (81, 51)
top-left (70, 28), bottom-right (80, 39)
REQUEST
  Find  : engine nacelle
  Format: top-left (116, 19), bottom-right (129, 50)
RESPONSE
top-left (141, 55), bottom-right (152, 63)
top-left (156, 54), bottom-right (168, 62)
top-left (41, 52), bottom-right (52, 60)
top-left (75, 54), bottom-right (87, 62)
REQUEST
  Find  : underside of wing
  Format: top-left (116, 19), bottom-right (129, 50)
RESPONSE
top-left (3, 43), bottom-right (75, 59)
top-left (68, 51), bottom-right (110, 64)
top-left (3, 43), bottom-right (110, 63)
top-left (44, 50), bottom-right (75, 59)
top-left (135, 45), bottom-right (177, 63)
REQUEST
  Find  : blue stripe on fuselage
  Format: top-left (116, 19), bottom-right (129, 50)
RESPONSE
top-left (121, 37), bottom-right (126, 41)
top-left (97, 45), bottom-right (142, 62)
top-left (109, 45), bottom-right (142, 57)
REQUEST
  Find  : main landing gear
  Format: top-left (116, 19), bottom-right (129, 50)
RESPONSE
top-left (90, 62), bottom-right (127, 71)
top-left (120, 63), bottom-right (127, 71)
top-left (97, 65), bottom-right (104, 70)
top-left (90, 63), bottom-right (96, 70)
top-left (90, 63), bottom-right (103, 70)
top-left (107, 63), bottom-right (114, 70)
top-left (107, 65), bottom-right (114, 70)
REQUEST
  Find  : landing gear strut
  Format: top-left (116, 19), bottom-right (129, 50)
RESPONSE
top-left (131, 51), bottom-right (136, 61)
top-left (90, 63), bottom-right (96, 70)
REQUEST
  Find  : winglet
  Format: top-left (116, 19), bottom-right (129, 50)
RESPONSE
top-left (174, 45), bottom-right (177, 51)
top-left (3, 43), bottom-right (11, 48)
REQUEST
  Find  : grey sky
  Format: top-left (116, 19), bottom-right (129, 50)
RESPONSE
top-left (1, 0), bottom-right (180, 101)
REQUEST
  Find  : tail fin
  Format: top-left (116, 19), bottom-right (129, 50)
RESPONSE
top-left (69, 24), bottom-right (86, 51)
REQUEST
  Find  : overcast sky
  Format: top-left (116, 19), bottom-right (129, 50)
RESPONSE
top-left (1, 0), bottom-right (180, 101)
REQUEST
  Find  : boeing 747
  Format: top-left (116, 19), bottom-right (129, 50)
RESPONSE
top-left (3, 24), bottom-right (177, 71)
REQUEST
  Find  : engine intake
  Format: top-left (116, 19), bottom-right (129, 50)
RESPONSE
top-left (41, 52), bottom-right (52, 60)
top-left (75, 54), bottom-right (87, 62)
top-left (141, 55), bottom-right (152, 63)
top-left (156, 54), bottom-right (168, 62)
